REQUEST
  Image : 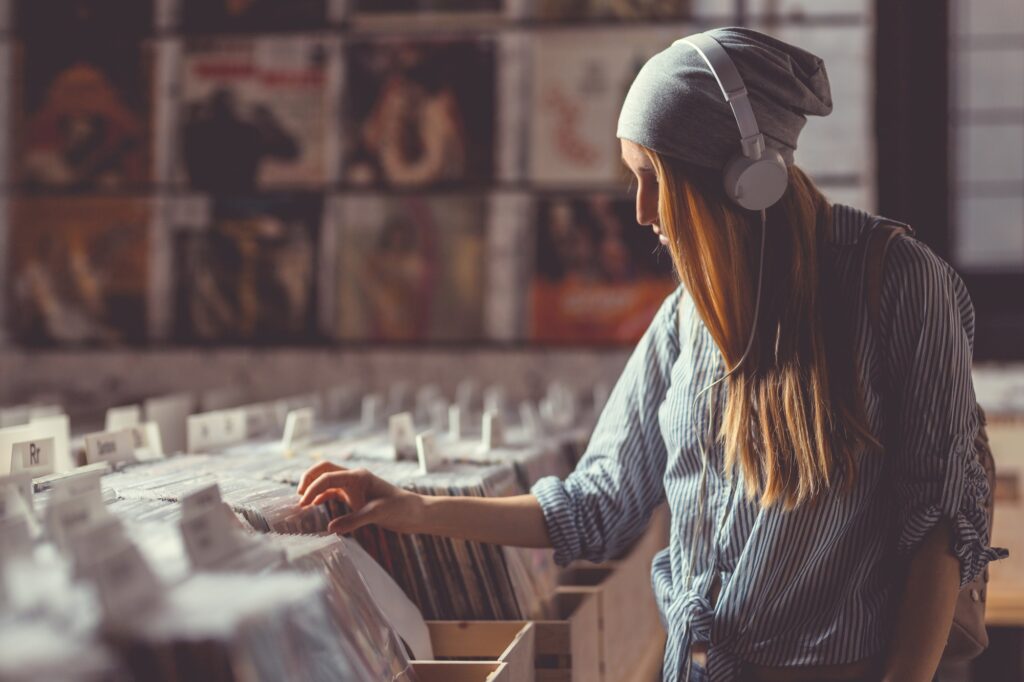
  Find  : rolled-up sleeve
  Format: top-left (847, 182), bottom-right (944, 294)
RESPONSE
top-left (532, 289), bottom-right (680, 566)
top-left (882, 238), bottom-right (1009, 587)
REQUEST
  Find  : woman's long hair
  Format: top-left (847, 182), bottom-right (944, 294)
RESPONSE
top-left (645, 147), bottom-right (879, 509)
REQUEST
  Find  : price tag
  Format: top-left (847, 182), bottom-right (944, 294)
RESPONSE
top-left (416, 430), bottom-right (442, 475)
top-left (84, 429), bottom-right (136, 466)
top-left (389, 412), bottom-right (416, 460)
top-left (282, 408), bottom-right (314, 451)
top-left (104, 405), bottom-right (141, 433)
top-left (10, 436), bottom-right (55, 478)
top-left (480, 411), bottom-right (505, 452)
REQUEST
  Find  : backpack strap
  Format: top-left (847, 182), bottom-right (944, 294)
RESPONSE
top-left (859, 216), bottom-right (914, 336)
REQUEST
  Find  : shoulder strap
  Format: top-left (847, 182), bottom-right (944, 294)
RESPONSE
top-left (859, 216), bottom-right (914, 336)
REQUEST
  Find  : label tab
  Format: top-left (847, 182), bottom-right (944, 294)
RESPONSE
top-left (416, 430), bottom-right (442, 475)
top-left (10, 436), bottom-right (55, 477)
top-left (389, 412), bottom-right (416, 460)
top-left (282, 408), bottom-right (314, 451)
top-left (84, 429), bottom-right (136, 466)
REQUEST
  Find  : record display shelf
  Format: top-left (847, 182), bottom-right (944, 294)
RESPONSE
top-left (423, 621), bottom-right (536, 682)
top-left (412, 661), bottom-right (510, 682)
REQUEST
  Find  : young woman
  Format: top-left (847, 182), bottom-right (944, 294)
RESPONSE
top-left (296, 28), bottom-right (1005, 682)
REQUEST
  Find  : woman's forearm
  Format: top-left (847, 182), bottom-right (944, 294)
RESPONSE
top-left (414, 493), bottom-right (553, 548)
top-left (881, 519), bottom-right (961, 682)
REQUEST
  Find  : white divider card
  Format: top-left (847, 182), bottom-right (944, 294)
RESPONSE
top-left (387, 382), bottom-right (412, 414)
top-left (519, 401), bottom-right (543, 439)
top-left (181, 483), bottom-right (224, 519)
top-left (455, 379), bottom-right (478, 413)
top-left (448, 405), bottom-right (462, 440)
top-left (10, 436), bottom-right (55, 478)
top-left (179, 503), bottom-right (248, 570)
top-left (0, 424), bottom-right (34, 475)
top-left (186, 408), bottom-right (248, 453)
top-left (416, 431), bottom-right (441, 475)
top-left (483, 386), bottom-right (506, 416)
top-left (361, 394), bottom-right (383, 431)
top-left (66, 515), bottom-right (129, 573)
top-left (128, 422), bottom-right (164, 461)
top-left (428, 399), bottom-right (449, 434)
top-left (0, 472), bottom-right (34, 516)
top-left (144, 393), bottom-right (194, 456)
top-left (244, 403), bottom-right (277, 439)
top-left (339, 536), bottom-right (433, 660)
top-left (480, 411), bottom-right (505, 452)
top-left (85, 542), bottom-right (163, 626)
top-left (35, 463), bottom-right (109, 498)
top-left (83, 429), bottom-right (136, 467)
top-left (28, 414), bottom-right (73, 473)
top-left (389, 413), bottom-right (417, 460)
top-left (27, 404), bottom-right (63, 420)
top-left (45, 476), bottom-right (111, 553)
top-left (282, 408), bottom-right (315, 451)
top-left (104, 405), bottom-right (142, 433)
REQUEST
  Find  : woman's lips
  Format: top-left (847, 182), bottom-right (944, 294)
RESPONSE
top-left (652, 226), bottom-right (669, 246)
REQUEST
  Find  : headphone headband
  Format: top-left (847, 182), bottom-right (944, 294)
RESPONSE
top-left (678, 33), bottom-right (765, 160)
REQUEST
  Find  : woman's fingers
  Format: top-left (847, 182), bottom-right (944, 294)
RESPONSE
top-left (309, 488), bottom-right (352, 509)
top-left (298, 469), bottom-right (366, 508)
top-left (327, 499), bottom-right (383, 535)
top-left (297, 461), bottom-right (342, 495)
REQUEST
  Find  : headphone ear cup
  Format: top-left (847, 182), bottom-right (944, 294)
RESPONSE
top-left (722, 149), bottom-right (789, 211)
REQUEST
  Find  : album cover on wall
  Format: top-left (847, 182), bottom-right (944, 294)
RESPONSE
top-left (178, 35), bottom-right (334, 192)
top-left (342, 37), bottom-right (496, 188)
top-left (326, 194), bottom-right (487, 342)
top-left (7, 197), bottom-right (151, 345)
top-left (173, 194), bottom-right (322, 343)
top-left (14, 39), bottom-right (153, 190)
top-left (529, 192), bottom-right (676, 343)
top-left (527, 27), bottom-right (682, 185)
top-left (178, 0), bottom-right (331, 31)
top-left (532, 0), bottom-right (688, 20)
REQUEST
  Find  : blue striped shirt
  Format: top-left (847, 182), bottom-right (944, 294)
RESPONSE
top-left (532, 203), bottom-right (1009, 681)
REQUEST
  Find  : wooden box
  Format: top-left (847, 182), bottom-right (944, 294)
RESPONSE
top-left (533, 589), bottom-right (601, 682)
top-left (425, 621), bottom-right (535, 682)
top-left (412, 661), bottom-right (508, 682)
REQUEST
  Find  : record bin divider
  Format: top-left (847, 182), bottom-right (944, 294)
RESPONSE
top-left (423, 620), bottom-right (536, 682)
top-left (411, 661), bottom-right (509, 682)
top-left (555, 505), bottom-right (669, 682)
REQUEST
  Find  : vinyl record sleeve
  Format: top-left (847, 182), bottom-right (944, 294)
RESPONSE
top-left (14, 38), bottom-right (154, 190)
top-left (330, 194), bottom-right (487, 342)
top-left (178, 35), bottom-right (335, 191)
top-left (7, 196), bottom-right (151, 345)
top-left (342, 36), bottom-right (496, 188)
top-left (528, 192), bottom-right (676, 343)
top-left (173, 194), bottom-right (322, 343)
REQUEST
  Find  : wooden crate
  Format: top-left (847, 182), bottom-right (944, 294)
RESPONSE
top-left (425, 621), bottom-right (535, 682)
top-left (533, 589), bottom-right (601, 682)
top-left (412, 661), bottom-right (508, 682)
top-left (556, 507), bottom-right (668, 682)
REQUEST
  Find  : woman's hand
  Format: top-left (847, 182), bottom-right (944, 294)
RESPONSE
top-left (297, 462), bottom-right (424, 535)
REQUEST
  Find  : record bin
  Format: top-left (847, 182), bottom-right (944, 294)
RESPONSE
top-left (423, 621), bottom-right (536, 682)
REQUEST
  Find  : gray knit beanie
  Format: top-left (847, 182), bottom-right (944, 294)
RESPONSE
top-left (616, 27), bottom-right (833, 168)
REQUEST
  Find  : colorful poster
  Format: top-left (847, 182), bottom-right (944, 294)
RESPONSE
top-left (528, 27), bottom-right (680, 185)
top-left (331, 194), bottom-right (486, 341)
top-left (179, 0), bottom-right (329, 31)
top-left (533, 0), bottom-right (688, 20)
top-left (15, 39), bottom-right (152, 190)
top-left (174, 195), bottom-right (321, 343)
top-left (179, 35), bottom-right (332, 191)
top-left (342, 37), bottom-right (495, 188)
top-left (529, 193), bottom-right (676, 344)
top-left (7, 197), bottom-right (151, 345)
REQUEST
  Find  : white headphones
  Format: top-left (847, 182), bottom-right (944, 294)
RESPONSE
top-left (678, 32), bottom-right (789, 211)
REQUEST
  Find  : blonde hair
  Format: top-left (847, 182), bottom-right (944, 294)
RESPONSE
top-left (645, 148), bottom-right (879, 509)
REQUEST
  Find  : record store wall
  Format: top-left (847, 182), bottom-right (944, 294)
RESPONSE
top-left (0, 0), bottom-right (876, 414)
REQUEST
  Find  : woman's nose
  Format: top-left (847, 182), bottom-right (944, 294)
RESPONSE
top-left (635, 182), bottom-right (659, 226)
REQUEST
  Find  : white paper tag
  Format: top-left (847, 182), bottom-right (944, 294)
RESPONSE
top-left (483, 386), bottom-right (506, 416)
top-left (46, 493), bottom-right (108, 552)
top-left (128, 422), bottom-right (164, 461)
top-left (389, 412), bottom-right (417, 460)
top-left (428, 399), bottom-right (449, 433)
top-left (86, 543), bottom-right (162, 625)
top-left (186, 409), bottom-right (247, 452)
top-left (243, 403), bottom-right (276, 439)
top-left (28, 414), bottom-right (73, 473)
top-left (282, 408), bottom-right (315, 451)
top-left (27, 405), bottom-right (63, 420)
top-left (481, 411), bottom-right (504, 451)
top-left (104, 405), bottom-right (141, 433)
top-left (10, 436), bottom-right (55, 477)
top-left (144, 393), bottom-right (194, 456)
top-left (448, 405), bottom-right (462, 440)
top-left (84, 429), bottom-right (136, 466)
top-left (361, 394), bottom-right (383, 431)
top-left (456, 379), bottom-right (477, 413)
top-left (181, 483), bottom-right (223, 519)
top-left (416, 430), bottom-right (442, 475)
top-left (46, 465), bottom-right (107, 503)
top-left (179, 505), bottom-right (244, 570)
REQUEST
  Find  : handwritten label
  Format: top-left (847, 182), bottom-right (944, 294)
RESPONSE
top-left (282, 408), bottom-right (314, 450)
top-left (10, 437), bottom-right (55, 477)
top-left (84, 429), bottom-right (136, 466)
top-left (389, 412), bottom-right (416, 460)
top-left (104, 405), bottom-right (141, 433)
top-left (416, 430), bottom-right (442, 475)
